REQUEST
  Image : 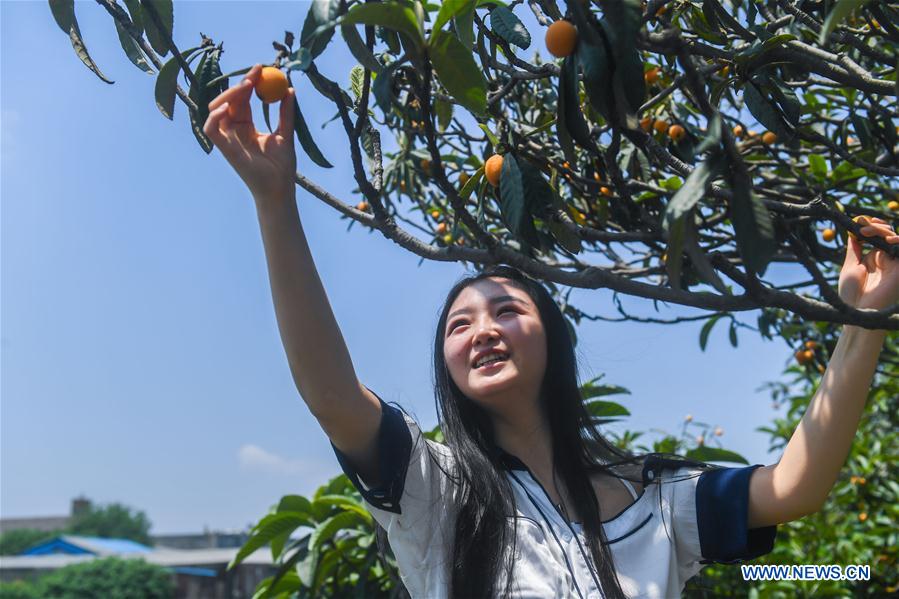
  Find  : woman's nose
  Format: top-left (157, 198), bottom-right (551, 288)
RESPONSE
top-left (472, 317), bottom-right (500, 345)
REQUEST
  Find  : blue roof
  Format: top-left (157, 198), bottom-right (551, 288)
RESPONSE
top-left (23, 535), bottom-right (153, 556)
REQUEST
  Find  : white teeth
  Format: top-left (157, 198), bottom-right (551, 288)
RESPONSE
top-left (475, 353), bottom-right (508, 368)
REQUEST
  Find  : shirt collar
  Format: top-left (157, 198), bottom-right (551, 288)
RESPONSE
top-left (492, 445), bottom-right (528, 471)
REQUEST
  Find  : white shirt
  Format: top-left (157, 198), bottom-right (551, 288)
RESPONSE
top-left (331, 396), bottom-right (777, 598)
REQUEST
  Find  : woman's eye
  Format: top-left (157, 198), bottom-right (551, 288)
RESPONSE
top-left (498, 306), bottom-right (516, 315)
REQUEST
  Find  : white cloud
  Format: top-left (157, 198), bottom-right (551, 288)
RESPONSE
top-left (237, 443), bottom-right (320, 476)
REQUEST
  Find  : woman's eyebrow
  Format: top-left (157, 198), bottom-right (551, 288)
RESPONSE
top-left (447, 295), bottom-right (527, 320)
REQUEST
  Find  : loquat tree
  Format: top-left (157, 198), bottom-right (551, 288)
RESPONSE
top-left (50, 0), bottom-right (899, 335)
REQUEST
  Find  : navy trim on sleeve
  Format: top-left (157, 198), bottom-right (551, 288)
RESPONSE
top-left (695, 465), bottom-right (777, 563)
top-left (329, 390), bottom-right (413, 515)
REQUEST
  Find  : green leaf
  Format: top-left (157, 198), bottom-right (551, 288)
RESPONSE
top-left (312, 495), bottom-right (373, 525)
top-left (558, 56), bottom-right (595, 152)
top-left (432, 0), bottom-right (475, 35)
top-left (343, 2), bottom-right (423, 48)
top-left (454, 0), bottom-right (476, 49)
top-left (341, 24), bottom-right (382, 73)
top-left (140, 0), bottom-right (174, 58)
top-left (372, 66), bottom-right (395, 115)
top-left (187, 49), bottom-right (223, 153)
top-left (699, 315), bottom-right (721, 351)
top-left (302, 0), bottom-right (340, 58)
top-left (729, 186), bottom-right (775, 276)
top-left (435, 98), bottom-right (454, 131)
top-left (123, 0), bottom-right (143, 34)
top-left (459, 166), bottom-right (484, 200)
top-left (113, 17), bottom-right (154, 74)
top-left (490, 6), bottom-right (530, 49)
top-left (499, 154), bottom-right (539, 247)
top-left (577, 39), bottom-right (613, 124)
top-left (428, 30), bottom-right (487, 115)
top-left (308, 511), bottom-right (366, 553)
top-left (663, 159), bottom-right (714, 225)
top-left (229, 512), bottom-right (310, 570)
top-left (154, 45), bottom-right (202, 119)
top-left (293, 94), bottom-right (333, 168)
top-left (686, 446), bottom-right (749, 465)
top-left (581, 382), bottom-right (631, 399)
top-left (48, 0), bottom-right (74, 33)
top-left (819, 0), bottom-right (872, 45)
top-left (585, 400), bottom-right (631, 418)
top-left (728, 321), bottom-right (738, 347)
top-left (479, 124), bottom-right (499, 147)
top-left (349, 65), bottom-right (365, 99)
top-left (808, 154), bottom-right (827, 178)
top-left (744, 81), bottom-right (791, 141)
top-left (49, 0), bottom-right (114, 84)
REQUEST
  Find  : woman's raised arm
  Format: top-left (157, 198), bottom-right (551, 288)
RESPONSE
top-left (747, 217), bottom-right (898, 528)
top-left (203, 65), bottom-right (383, 484)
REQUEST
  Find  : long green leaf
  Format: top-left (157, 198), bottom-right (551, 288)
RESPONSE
top-left (113, 18), bottom-right (154, 74)
top-left (585, 400), bottom-right (631, 418)
top-left (558, 56), bottom-right (595, 152)
top-left (343, 2), bottom-right (423, 48)
top-left (341, 25), bottom-right (382, 73)
top-left (490, 6), bottom-right (530, 49)
top-left (499, 154), bottom-right (539, 247)
top-left (229, 512), bottom-right (310, 570)
top-left (578, 40), bottom-right (613, 124)
top-left (429, 30), bottom-right (487, 115)
top-left (293, 96), bottom-right (333, 168)
top-left (140, 0), bottom-right (174, 57)
top-left (49, 0), bottom-right (114, 84)
top-left (699, 315), bottom-right (722, 351)
top-left (372, 66), bottom-right (395, 116)
top-left (302, 0), bottom-right (340, 58)
top-left (454, 1), bottom-right (476, 49)
top-left (432, 0), bottom-right (475, 35)
top-left (123, 0), bottom-right (143, 34)
top-left (154, 45), bottom-right (202, 119)
top-left (686, 446), bottom-right (749, 465)
top-left (730, 186), bottom-right (775, 276)
top-left (744, 81), bottom-right (791, 140)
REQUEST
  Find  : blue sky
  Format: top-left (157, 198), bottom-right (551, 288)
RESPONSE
top-left (3, 1), bottom-right (795, 534)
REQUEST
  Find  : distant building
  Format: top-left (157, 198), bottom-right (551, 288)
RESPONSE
top-left (0, 497), bottom-right (90, 535)
top-left (0, 535), bottom-right (276, 599)
top-left (152, 526), bottom-right (250, 550)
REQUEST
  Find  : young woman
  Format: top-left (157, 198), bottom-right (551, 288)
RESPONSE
top-left (203, 65), bottom-right (899, 598)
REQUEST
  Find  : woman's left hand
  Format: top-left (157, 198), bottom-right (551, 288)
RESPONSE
top-left (838, 216), bottom-right (899, 311)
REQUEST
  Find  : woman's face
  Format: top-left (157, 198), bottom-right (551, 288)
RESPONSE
top-left (442, 277), bottom-right (547, 412)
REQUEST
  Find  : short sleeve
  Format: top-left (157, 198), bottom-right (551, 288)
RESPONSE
top-left (329, 391), bottom-right (458, 597)
top-left (667, 464), bottom-right (777, 574)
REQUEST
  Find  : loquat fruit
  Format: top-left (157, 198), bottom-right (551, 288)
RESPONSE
top-left (804, 340), bottom-right (818, 350)
top-left (822, 228), bottom-right (836, 242)
top-left (653, 119), bottom-right (669, 134)
top-left (795, 349), bottom-right (814, 365)
top-left (762, 131), bottom-right (778, 145)
top-left (888, 200), bottom-right (899, 211)
top-left (858, 512), bottom-right (868, 522)
top-left (356, 201), bottom-right (369, 211)
top-left (732, 125), bottom-right (744, 138)
top-left (431, 209), bottom-right (441, 219)
top-left (485, 154), bottom-right (504, 187)
top-left (545, 20), bottom-right (578, 58)
top-left (436, 222), bottom-right (448, 234)
top-left (442, 233), bottom-right (453, 244)
top-left (644, 67), bottom-right (660, 85)
top-left (255, 67), bottom-right (290, 104)
top-left (668, 124), bottom-right (686, 142)
top-left (420, 158), bottom-right (431, 171)
top-left (640, 117), bottom-right (654, 132)
top-left (459, 172), bottom-right (470, 186)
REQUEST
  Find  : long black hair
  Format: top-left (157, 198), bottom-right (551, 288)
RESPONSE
top-left (429, 264), bottom-right (643, 598)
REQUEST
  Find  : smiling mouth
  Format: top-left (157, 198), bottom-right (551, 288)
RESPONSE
top-left (473, 353), bottom-right (510, 369)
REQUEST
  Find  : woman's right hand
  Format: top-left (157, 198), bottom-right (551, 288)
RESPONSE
top-left (203, 64), bottom-right (298, 204)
